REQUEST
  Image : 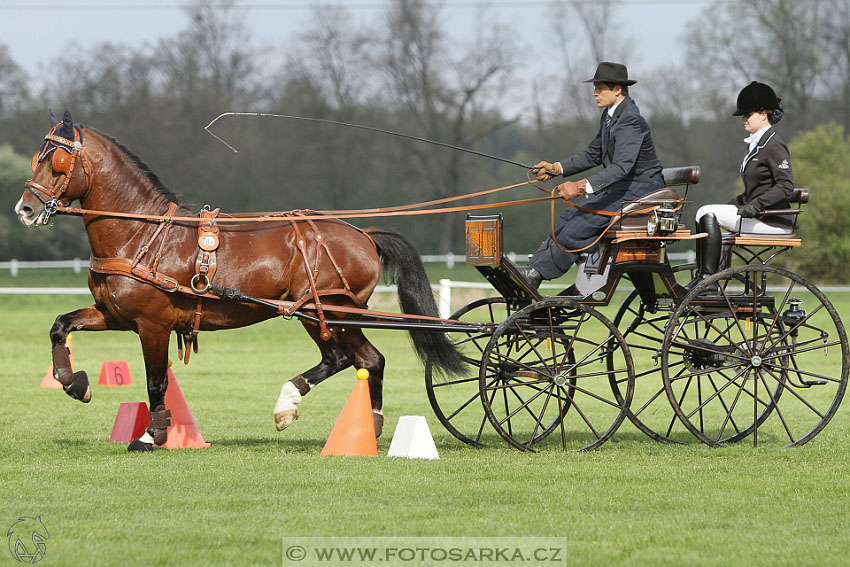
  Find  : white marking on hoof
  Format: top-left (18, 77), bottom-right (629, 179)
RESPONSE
top-left (139, 431), bottom-right (155, 444)
top-left (275, 410), bottom-right (298, 431)
top-left (274, 382), bottom-right (302, 431)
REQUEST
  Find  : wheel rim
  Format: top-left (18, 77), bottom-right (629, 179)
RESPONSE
top-left (425, 297), bottom-right (508, 446)
top-left (662, 265), bottom-right (849, 447)
top-left (480, 298), bottom-right (634, 451)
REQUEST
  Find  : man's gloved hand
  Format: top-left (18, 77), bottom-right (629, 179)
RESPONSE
top-left (532, 161), bottom-right (562, 181)
top-left (738, 203), bottom-right (760, 218)
top-left (556, 179), bottom-right (587, 201)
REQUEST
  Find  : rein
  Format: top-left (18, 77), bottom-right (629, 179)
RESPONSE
top-left (50, 180), bottom-right (562, 223)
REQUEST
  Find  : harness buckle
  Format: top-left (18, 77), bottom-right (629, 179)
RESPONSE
top-left (190, 273), bottom-right (210, 294)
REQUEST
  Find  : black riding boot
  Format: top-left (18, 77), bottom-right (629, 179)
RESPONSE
top-left (684, 213), bottom-right (721, 294)
top-left (518, 265), bottom-right (544, 289)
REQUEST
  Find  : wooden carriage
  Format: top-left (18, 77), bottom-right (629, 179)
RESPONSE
top-left (425, 167), bottom-right (848, 451)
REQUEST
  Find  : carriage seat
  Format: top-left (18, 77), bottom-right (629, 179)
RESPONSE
top-left (612, 166), bottom-right (699, 230)
top-left (661, 165), bottom-right (700, 187)
top-left (723, 187), bottom-right (808, 248)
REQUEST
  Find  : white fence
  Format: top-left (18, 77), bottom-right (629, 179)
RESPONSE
top-left (0, 258), bottom-right (89, 276)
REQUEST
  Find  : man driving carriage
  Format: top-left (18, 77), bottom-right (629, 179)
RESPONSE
top-left (520, 61), bottom-right (665, 288)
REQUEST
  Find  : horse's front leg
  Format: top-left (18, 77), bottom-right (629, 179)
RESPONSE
top-left (127, 326), bottom-right (172, 453)
top-left (49, 304), bottom-right (129, 403)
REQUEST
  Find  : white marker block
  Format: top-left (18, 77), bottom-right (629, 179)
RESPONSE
top-left (387, 416), bottom-right (439, 460)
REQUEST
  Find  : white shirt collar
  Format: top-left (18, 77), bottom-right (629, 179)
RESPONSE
top-left (607, 97), bottom-right (625, 118)
top-left (744, 125), bottom-right (771, 149)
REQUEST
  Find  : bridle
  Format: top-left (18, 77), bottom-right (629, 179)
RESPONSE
top-left (25, 124), bottom-right (92, 224)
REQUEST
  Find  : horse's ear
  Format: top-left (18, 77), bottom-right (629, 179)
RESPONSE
top-left (55, 108), bottom-right (75, 141)
top-left (49, 108), bottom-right (59, 126)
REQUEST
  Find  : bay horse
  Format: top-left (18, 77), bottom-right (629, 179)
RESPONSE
top-left (15, 110), bottom-right (462, 452)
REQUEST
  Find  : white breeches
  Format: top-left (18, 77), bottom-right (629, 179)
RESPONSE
top-left (695, 204), bottom-right (792, 235)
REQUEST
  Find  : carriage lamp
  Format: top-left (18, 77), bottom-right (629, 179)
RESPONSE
top-left (647, 202), bottom-right (678, 236)
top-left (782, 298), bottom-right (828, 387)
top-left (782, 297), bottom-right (805, 337)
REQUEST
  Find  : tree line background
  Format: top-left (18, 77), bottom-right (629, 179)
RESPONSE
top-left (1, 0), bottom-right (849, 281)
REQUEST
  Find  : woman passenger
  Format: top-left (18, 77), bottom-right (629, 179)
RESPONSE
top-left (685, 81), bottom-right (794, 291)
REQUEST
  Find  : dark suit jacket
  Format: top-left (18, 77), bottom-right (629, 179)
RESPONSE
top-left (557, 96), bottom-right (663, 192)
top-left (730, 127), bottom-right (795, 227)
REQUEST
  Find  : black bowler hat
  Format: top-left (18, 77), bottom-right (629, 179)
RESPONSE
top-left (584, 62), bottom-right (637, 86)
top-left (733, 81), bottom-right (782, 116)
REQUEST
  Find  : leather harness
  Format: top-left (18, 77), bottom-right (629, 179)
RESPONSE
top-left (88, 203), bottom-right (368, 363)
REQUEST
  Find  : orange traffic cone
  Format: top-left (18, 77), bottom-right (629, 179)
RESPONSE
top-left (162, 361), bottom-right (210, 449)
top-left (41, 336), bottom-right (72, 389)
top-left (321, 369), bottom-right (377, 456)
top-left (98, 360), bottom-right (133, 386)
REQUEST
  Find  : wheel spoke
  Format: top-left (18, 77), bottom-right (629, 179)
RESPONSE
top-left (714, 371), bottom-right (748, 443)
top-left (559, 385), bottom-right (601, 440)
top-left (758, 366), bottom-right (796, 444)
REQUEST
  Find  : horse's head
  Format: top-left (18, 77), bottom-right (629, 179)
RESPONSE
top-left (15, 109), bottom-right (93, 226)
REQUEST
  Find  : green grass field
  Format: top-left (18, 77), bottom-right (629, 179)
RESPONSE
top-left (1, 274), bottom-right (850, 566)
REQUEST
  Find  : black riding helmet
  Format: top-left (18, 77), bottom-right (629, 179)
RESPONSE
top-left (733, 81), bottom-right (782, 116)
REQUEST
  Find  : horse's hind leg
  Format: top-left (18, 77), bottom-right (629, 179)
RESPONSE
top-left (274, 324), bottom-right (354, 431)
top-left (341, 329), bottom-right (386, 437)
top-left (49, 304), bottom-right (129, 402)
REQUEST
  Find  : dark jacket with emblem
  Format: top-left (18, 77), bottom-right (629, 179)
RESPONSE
top-left (730, 127), bottom-right (794, 227)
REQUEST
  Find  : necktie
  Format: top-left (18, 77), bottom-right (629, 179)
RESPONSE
top-left (604, 113), bottom-right (612, 129)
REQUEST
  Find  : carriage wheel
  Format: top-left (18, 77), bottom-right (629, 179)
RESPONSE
top-left (610, 264), bottom-right (700, 443)
top-left (480, 297), bottom-right (634, 451)
top-left (661, 265), bottom-right (849, 447)
top-left (425, 297), bottom-right (511, 446)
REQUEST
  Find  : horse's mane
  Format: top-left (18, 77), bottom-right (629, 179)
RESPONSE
top-left (90, 128), bottom-right (181, 204)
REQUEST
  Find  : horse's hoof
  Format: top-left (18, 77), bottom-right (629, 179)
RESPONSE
top-left (127, 438), bottom-right (154, 452)
top-left (275, 410), bottom-right (297, 431)
top-left (63, 371), bottom-right (91, 403)
top-left (373, 412), bottom-right (384, 438)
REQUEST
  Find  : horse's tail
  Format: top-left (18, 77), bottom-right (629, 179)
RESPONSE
top-left (365, 227), bottom-right (464, 377)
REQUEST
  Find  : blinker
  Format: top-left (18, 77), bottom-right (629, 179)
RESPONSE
top-left (30, 145), bottom-right (73, 174)
top-left (52, 148), bottom-right (72, 174)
